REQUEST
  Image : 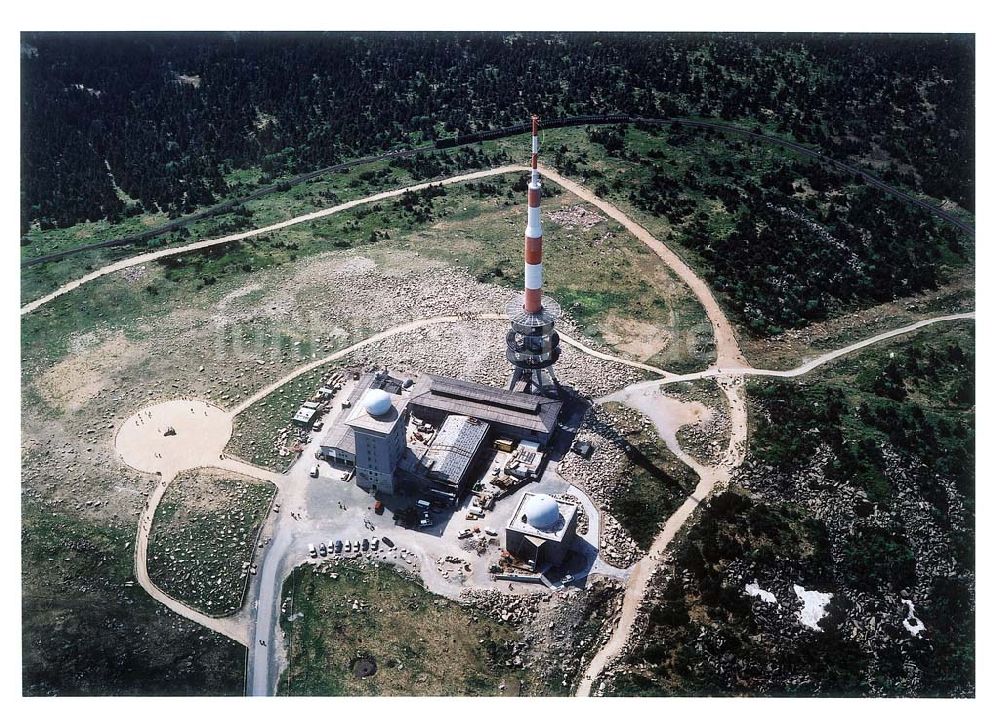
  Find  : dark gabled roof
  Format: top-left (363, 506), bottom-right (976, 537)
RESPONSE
top-left (408, 374), bottom-right (561, 436)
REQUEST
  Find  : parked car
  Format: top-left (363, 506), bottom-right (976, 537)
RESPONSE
top-left (381, 536), bottom-right (395, 548)
top-left (308, 544), bottom-right (317, 558)
top-left (318, 543), bottom-right (327, 556)
top-left (309, 464), bottom-right (320, 478)
top-left (374, 500), bottom-right (384, 515)
top-left (371, 538), bottom-right (379, 551)
top-left (313, 420), bottom-right (324, 432)
top-left (362, 538), bottom-right (370, 551)
top-left (353, 541), bottom-right (361, 552)
top-left (334, 540), bottom-right (343, 553)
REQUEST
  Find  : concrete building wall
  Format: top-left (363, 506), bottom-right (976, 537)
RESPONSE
top-left (353, 409), bottom-right (407, 495)
top-left (325, 447), bottom-right (356, 466)
top-left (504, 512), bottom-right (578, 569)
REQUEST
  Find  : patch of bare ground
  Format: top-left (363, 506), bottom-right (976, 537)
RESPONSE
top-left (546, 203), bottom-right (606, 229)
top-left (737, 272), bottom-right (974, 371)
top-left (599, 315), bottom-right (671, 362)
top-left (35, 332), bottom-right (145, 414)
top-left (664, 379), bottom-right (731, 466)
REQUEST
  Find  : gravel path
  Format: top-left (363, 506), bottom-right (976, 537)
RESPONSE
top-left (538, 163), bottom-right (748, 370)
top-left (20, 165), bottom-right (523, 316)
top-left (95, 162), bottom-right (974, 697)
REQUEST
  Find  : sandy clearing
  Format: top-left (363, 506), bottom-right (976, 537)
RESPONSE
top-left (118, 400), bottom-right (271, 648)
top-left (598, 315), bottom-right (673, 362)
top-left (115, 313), bottom-right (664, 662)
top-left (35, 332), bottom-right (143, 413)
top-left (115, 399), bottom-right (233, 476)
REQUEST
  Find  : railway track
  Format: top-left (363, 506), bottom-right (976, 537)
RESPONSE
top-left (22, 114), bottom-right (973, 269)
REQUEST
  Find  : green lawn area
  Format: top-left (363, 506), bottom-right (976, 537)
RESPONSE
top-left (279, 561), bottom-right (530, 696)
top-left (148, 468), bottom-right (276, 615)
top-left (226, 366), bottom-right (333, 472)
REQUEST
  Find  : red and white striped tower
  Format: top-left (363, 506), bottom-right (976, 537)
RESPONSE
top-left (506, 115), bottom-right (562, 396)
top-left (524, 115), bottom-right (544, 313)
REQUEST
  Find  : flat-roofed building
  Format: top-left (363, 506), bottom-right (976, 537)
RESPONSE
top-left (408, 374), bottom-right (561, 444)
top-left (505, 492), bottom-right (578, 570)
top-left (292, 401), bottom-right (322, 427)
top-left (319, 372), bottom-right (377, 466)
top-left (419, 415), bottom-right (489, 504)
top-left (320, 423), bottom-right (356, 467)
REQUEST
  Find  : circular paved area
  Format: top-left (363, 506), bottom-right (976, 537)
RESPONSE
top-left (115, 399), bottom-right (233, 474)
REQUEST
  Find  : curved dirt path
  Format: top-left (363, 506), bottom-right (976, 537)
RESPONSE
top-left (559, 332), bottom-right (672, 378)
top-left (134, 468), bottom-right (252, 646)
top-left (231, 314), bottom-right (502, 416)
top-left (119, 312), bottom-right (663, 659)
top-left (99, 160), bottom-right (973, 695)
top-left (577, 377), bottom-right (747, 696)
top-left (576, 311), bottom-right (974, 695)
top-left (614, 312), bottom-right (977, 394)
top-left (535, 162), bottom-right (751, 695)
top-left (20, 165), bottom-right (523, 316)
top-left (118, 399), bottom-right (251, 646)
top-left (231, 313), bottom-right (669, 417)
top-left (538, 163), bottom-right (748, 370)
top-left (721, 312), bottom-right (975, 379)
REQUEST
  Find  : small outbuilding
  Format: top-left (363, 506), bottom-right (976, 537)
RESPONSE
top-left (504, 492), bottom-right (578, 570)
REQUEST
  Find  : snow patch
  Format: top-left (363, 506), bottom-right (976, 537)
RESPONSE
top-left (793, 584), bottom-right (833, 631)
top-left (744, 581), bottom-right (778, 605)
top-left (901, 599), bottom-right (925, 637)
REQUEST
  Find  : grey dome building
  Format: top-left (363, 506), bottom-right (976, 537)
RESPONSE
top-left (504, 492), bottom-right (578, 570)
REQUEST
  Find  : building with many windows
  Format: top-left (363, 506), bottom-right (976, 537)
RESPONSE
top-left (344, 388), bottom-right (408, 495)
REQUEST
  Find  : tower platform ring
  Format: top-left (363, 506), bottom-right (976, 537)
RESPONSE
top-left (505, 294), bottom-right (562, 326)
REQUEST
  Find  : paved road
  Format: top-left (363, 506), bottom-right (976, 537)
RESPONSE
top-left (248, 522), bottom-right (294, 696)
top-left (95, 157), bottom-right (974, 697)
top-left (241, 316), bottom-right (674, 695)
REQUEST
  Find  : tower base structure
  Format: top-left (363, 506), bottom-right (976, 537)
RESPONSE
top-left (506, 294), bottom-right (562, 398)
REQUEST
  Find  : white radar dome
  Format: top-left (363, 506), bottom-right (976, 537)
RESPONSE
top-left (522, 493), bottom-right (561, 530)
top-left (364, 389), bottom-right (393, 417)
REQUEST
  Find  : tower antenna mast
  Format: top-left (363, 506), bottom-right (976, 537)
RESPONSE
top-left (505, 115), bottom-right (562, 396)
